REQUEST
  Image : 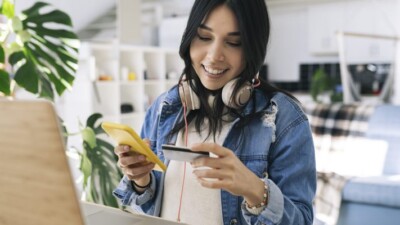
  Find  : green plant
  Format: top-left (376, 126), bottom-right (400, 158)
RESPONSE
top-left (0, 1), bottom-right (121, 208)
top-left (73, 113), bottom-right (123, 207)
top-left (0, 0), bottom-right (78, 99)
top-left (310, 68), bottom-right (343, 103)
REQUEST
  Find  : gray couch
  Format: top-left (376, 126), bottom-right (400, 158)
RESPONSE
top-left (305, 104), bottom-right (400, 225)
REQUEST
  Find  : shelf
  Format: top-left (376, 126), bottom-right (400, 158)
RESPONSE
top-left (120, 112), bottom-right (145, 119)
top-left (120, 80), bottom-right (144, 86)
top-left (143, 79), bottom-right (165, 85)
top-left (88, 42), bottom-right (184, 130)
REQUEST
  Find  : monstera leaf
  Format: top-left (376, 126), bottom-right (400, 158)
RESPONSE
top-left (0, 45), bottom-right (11, 95)
top-left (7, 2), bottom-right (79, 100)
top-left (79, 113), bottom-right (123, 208)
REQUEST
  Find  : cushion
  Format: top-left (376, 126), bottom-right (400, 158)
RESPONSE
top-left (342, 175), bottom-right (400, 208)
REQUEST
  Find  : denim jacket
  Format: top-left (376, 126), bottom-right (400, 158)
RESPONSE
top-left (113, 86), bottom-right (316, 225)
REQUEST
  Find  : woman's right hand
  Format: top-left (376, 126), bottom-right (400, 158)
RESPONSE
top-left (114, 140), bottom-right (155, 187)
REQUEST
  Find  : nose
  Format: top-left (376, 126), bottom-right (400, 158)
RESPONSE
top-left (206, 42), bottom-right (225, 62)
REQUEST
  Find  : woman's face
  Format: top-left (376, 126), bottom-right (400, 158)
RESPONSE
top-left (190, 4), bottom-right (245, 91)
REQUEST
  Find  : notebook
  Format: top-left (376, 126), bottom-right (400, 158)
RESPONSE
top-left (0, 100), bottom-right (186, 225)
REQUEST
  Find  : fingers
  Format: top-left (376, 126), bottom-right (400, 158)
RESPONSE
top-left (190, 143), bottom-right (231, 157)
top-left (196, 178), bottom-right (231, 190)
top-left (193, 167), bottom-right (230, 179)
top-left (118, 153), bottom-right (146, 167)
top-left (123, 162), bottom-right (155, 180)
top-left (191, 156), bottom-right (232, 170)
top-left (114, 145), bottom-right (130, 156)
top-left (113, 140), bottom-right (155, 182)
top-left (143, 139), bottom-right (151, 148)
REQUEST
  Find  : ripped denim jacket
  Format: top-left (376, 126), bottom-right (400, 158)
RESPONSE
top-left (113, 86), bottom-right (316, 225)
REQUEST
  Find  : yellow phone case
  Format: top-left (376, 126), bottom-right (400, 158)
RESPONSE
top-left (101, 122), bottom-right (166, 172)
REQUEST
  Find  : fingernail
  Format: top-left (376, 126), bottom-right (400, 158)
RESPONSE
top-left (123, 146), bottom-right (130, 151)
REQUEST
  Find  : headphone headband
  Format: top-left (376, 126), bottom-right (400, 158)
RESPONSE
top-left (178, 76), bottom-right (255, 110)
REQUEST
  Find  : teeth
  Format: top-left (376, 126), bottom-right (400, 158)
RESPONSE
top-left (204, 66), bottom-right (225, 75)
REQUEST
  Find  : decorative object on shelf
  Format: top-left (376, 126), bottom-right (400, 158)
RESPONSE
top-left (98, 74), bottom-right (114, 81)
top-left (121, 103), bottom-right (134, 113)
top-left (310, 68), bottom-right (342, 103)
top-left (128, 71), bottom-right (137, 80)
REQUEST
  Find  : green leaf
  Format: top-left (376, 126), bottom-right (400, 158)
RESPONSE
top-left (310, 68), bottom-right (332, 102)
top-left (21, 2), bottom-right (49, 18)
top-left (59, 117), bottom-right (69, 145)
top-left (89, 173), bottom-right (99, 203)
top-left (24, 10), bottom-right (73, 26)
top-left (99, 169), bottom-right (119, 207)
top-left (86, 113), bottom-right (105, 134)
top-left (25, 42), bottom-right (74, 95)
top-left (82, 127), bottom-right (97, 149)
top-left (79, 113), bottom-right (123, 207)
top-left (1, 0), bottom-right (15, 18)
top-left (0, 45), bottom-right (4, 63)
top-left (11, 16), bottom-right (23, 33)
top-left (0, 69), bottom-right (11, 95)
top-left (7, 1), bottom-right (79, 101)
top-left (39, 76), bottom-right (54, 100)
top-left (79, 151), bottom-right (92, 188)
top-left (10, 51), bottom-right (40, 93)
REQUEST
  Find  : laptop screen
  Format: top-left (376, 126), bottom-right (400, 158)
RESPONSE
top-left (0, 100), bottom-right (85, 225)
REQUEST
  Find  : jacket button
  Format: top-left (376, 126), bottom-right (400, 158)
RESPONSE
top-left (230, 219), bottom-right (238, 225)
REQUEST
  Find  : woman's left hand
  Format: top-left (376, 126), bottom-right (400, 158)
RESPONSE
top-left (191, 143), bottom-right (265, 205)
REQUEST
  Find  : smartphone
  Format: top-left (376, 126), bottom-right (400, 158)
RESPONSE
top-left (101, 122), bottom-right (167, 172)
top-left (162, 144), bottom-right (209, 162)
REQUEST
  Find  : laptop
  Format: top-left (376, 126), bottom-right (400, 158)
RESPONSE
top-left (0, 100), bottom-right (186, 225)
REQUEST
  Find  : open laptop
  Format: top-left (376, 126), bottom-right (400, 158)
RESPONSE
top-left (0, 100), bottom-right (186, 225)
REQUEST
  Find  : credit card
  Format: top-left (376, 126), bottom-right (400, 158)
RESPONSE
top-left (162, 144), bottom-right (209, 162)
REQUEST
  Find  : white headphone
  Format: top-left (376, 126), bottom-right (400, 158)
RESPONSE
top-left (178, 75), bottom-right (259, 110)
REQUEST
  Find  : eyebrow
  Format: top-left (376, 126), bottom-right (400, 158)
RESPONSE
top-left (199, 24), bottom-right (240, 36)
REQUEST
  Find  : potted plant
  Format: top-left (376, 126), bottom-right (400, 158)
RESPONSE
top-left (0, 0), bottom-right (122, 208)
top-left (310, 68), bottom-right (343, 103)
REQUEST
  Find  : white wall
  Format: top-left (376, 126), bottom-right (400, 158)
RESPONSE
top-left (266, 0), bottom-right (398, 82)
top-left (15, 0), bottom-right (115, 32)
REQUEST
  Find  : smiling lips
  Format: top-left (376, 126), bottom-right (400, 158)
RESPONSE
top-left (203, 65), bottom-right (228, 75)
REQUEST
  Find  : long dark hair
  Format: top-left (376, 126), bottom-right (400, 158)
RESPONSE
top-left (169, 0), bottom-right (292, 142)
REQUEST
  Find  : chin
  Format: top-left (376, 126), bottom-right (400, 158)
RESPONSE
top-left (202, 83), bottom-right (224, 91)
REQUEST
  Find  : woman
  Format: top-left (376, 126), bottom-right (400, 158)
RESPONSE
top-left (113, 0), bottom-right (316, 224)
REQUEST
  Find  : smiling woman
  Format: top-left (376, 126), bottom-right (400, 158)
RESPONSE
top-left (112, 1), bottom-right (316, 225)
top-left (190, 4), bottom-right (245, 91)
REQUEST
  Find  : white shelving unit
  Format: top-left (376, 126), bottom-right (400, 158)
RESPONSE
top-left (88, 42), bottom-right (184, 132)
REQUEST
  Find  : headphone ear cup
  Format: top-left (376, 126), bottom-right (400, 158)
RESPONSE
top-left (179, 79), bottom-right (200, 110)
top-left (222, 78), bottom-right (252, 109)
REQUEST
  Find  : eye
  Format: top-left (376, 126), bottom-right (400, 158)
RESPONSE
top-left (197, 34), bottom-right (211, 41)
top-left (227, 42), bottom-right (242, 47)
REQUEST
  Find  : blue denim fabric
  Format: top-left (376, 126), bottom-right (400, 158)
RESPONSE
top-left (113, 86), bottom-right (316, 225)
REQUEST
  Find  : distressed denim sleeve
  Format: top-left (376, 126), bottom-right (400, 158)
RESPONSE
top-left (113, 172), bottom-right (157, 214)
top-left (242, 119), bottom-right (316, 225)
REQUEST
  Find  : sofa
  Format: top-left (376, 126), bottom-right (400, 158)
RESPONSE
top-left (304, 103), bottom-right (400, 225)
